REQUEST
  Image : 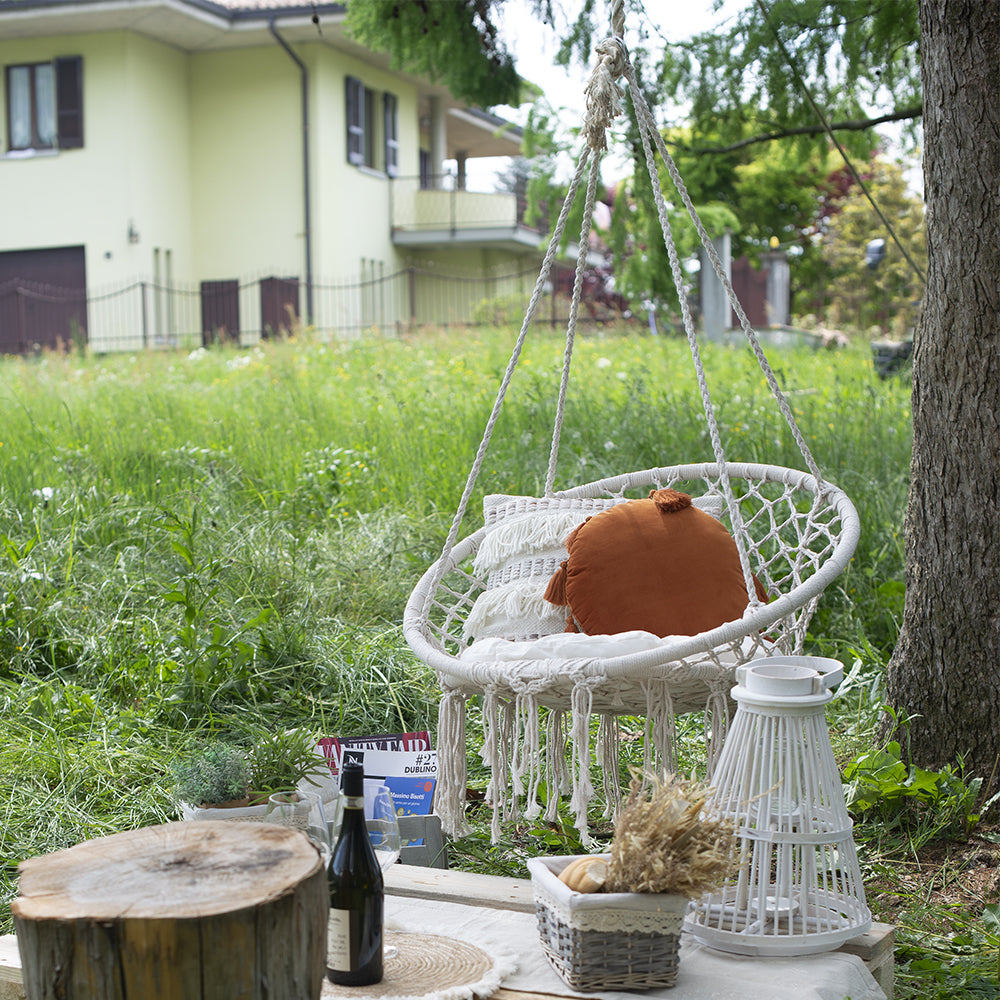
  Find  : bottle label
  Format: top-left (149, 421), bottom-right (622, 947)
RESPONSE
top-left (342, 795), bottom-right (364, 810)
top-left (327, 908), bottom-right (353, 970)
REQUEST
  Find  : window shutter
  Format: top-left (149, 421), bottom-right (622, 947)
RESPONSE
top-left (346, 76), bottom-right (363, 165)
top-left (55, 56), bottom-right (83, 149)
top-left (363, 86), bottom-right (375, 167)
top-left (384, 93), bottom-right (398, 177)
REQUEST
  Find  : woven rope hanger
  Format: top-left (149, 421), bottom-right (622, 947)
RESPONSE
top-left (404, 0), bottom-right (860, 843)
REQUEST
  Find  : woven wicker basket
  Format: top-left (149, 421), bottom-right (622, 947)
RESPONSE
top-left (527, 855), bottom-right (689, 992)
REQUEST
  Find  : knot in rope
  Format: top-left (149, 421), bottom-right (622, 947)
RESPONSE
top-left (582, 37), bottom-right (626, 152)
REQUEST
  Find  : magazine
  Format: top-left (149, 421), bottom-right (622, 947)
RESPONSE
top-left (317, 730), bottom-right (432, 776)
top-left (316, 733), bottom-right (438, 845)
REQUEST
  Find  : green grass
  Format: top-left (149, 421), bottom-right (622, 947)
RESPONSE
top-left (0, 327), bottom-right (990, 998)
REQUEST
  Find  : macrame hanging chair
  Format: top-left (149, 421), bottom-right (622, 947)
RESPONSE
top-left (403, 0), bottom-right (860, 844)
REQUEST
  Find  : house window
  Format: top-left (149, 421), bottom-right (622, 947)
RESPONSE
top-left (5, 56), bottom-right (83, 152)
top-left (384, 93), bottom-right (399, 177)
top-left (345, 75), bottom-right (375, 169)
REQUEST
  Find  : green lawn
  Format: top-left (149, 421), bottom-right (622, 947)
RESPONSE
top-left (1, 327), bottom-right (993, 997)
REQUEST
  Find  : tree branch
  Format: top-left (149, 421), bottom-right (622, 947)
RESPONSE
top-left (673, 105), bottom-right (923, 154)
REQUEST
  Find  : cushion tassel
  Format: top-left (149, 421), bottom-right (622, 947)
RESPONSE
top-left (543, 560), bottom-right (569, 606)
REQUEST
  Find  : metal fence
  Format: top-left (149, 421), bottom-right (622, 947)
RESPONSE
top-left (0, 260), bottom-right (634, 355)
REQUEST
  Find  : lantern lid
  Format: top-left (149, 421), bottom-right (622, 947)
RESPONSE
top-left (734, 656), bottom-right (843, 706)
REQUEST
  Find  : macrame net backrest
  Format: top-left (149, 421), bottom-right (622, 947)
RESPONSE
top-left (403, 0), bottom-right (859, 844)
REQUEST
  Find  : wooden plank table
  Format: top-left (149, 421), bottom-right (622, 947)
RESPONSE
top-left (0, 865), bottom-right (895, 1000)
top-left (383, 865), bottom-right (896, 1000)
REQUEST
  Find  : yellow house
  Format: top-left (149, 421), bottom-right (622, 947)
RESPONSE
top-left (0, 0), bottom-right (542, 352)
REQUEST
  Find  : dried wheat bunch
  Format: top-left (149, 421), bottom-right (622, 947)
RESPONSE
top-left (605, 771), bottom-right (738, 897)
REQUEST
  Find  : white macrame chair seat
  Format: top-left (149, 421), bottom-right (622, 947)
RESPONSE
top-left (405, 461), bottom-right (859, 842)
top-left (403, 1), bottom-right (860, 844)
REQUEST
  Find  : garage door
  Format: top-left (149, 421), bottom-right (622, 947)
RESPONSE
top-left (0, 245), bottom-right (87, 354)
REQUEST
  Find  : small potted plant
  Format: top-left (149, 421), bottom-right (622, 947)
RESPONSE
top-left (245, 727), bottom-right (331, 804)
top-left (527, 772), bottom-right (738, 992)
top-left (174, 728), bottom-right (335, 822)
top-left (173, 741), bottom-right (251, 812)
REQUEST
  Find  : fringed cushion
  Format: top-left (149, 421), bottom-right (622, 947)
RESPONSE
top-left (464, 495), bottom-right (623, 640)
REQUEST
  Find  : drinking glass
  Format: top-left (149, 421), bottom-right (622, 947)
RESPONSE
top-left (366, 785), bottom-right (401, 961)
top-left (366, 785), bottom-right (401, 872)
top-left (264, 791), bottom-right (332, 867)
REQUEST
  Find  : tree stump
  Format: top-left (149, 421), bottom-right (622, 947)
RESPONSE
top-left (12, 821), bottom-right (328, 1000)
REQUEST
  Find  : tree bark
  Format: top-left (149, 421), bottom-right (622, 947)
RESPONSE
top-left (883, 0), bottom-right (1000, 784)
top-left (12, 822), bottom-right (328, 1000)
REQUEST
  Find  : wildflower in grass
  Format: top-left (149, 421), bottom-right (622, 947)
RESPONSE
top-left (188, 348), bottom-right (207, 361)
top-left (33, 487), bottom-right (55, 503)
top-left (604, 441), bottom-right (615, 451)
top-left (597, 357), bottom-right (612, 368)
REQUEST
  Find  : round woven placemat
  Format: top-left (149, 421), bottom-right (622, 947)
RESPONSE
top-left (322, 931), bottom-right (501, 1000)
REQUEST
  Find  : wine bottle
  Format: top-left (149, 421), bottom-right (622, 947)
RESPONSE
top-left (326, 758), bottom-right (384, 986)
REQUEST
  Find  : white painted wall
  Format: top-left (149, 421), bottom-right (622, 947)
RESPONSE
top-left (0, 29), bottom-right (533, 346)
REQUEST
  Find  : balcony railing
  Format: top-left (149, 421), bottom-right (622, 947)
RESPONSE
top-left (389, 173), bottom-right (548, 247)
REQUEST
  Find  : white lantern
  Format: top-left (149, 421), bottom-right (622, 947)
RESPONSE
top-left (685, 656), bottom-right (871, 956)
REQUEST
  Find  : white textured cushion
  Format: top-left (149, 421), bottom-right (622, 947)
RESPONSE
top-left (463, 492), bottom-right (723, 642)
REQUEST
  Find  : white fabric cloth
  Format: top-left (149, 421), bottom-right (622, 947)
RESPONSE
top-left (461, 630), bottom-right (770, 663)
top-left (386, 896), bottom-right (886, 1000)
top-left (462, 629), bottom-right (683, 661)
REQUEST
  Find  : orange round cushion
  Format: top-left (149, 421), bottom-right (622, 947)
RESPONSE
top-left (543, 488), bottom-right (768, 637)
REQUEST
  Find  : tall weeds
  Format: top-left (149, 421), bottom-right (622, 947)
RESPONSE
top-left (0, 327), bottom-right (915, 936)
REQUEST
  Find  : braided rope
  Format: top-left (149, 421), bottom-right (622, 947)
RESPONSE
top-left (620, 60), bottom-right (825, 487)
top-left (424, 0), bottom-right (827, 613)
top-left (622, 57), bottom-right (758, 605)
top-left (420, 149), bottom-right (593, 612)
top-left (545, 149), bottom-right (603, 496)
top-left (424, 5), bottom-right (633, 605)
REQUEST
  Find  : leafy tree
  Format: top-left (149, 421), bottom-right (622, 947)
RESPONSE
top-left (880, 0), bottom-right (1000, 783)
top-left (820, 157), bottom-right (926, 337)
top-left (531, 2), bottom-right (999, 785)
top-left (344, 0), bottom-right (520, 108)
top-left (645, 123), bottom-right (848, 317)
top-left (518, 2), bottom-right (922, 322)
top-left (627, 0), bottom-right (921, 157)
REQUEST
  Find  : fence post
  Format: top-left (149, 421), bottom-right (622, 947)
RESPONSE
top-left (140, 281), bottom-right (149, 349)
top-left (16, 285), bottom-right (27, 353)
top-left (408, 266), bottom-right (416, 329)
top-left (551, 267), bottom-right (558, 329)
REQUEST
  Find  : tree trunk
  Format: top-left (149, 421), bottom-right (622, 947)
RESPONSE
top-left (883, 0), bottom-right (1000, 784)
top-left (12, 822), bottom-right (328, 1000)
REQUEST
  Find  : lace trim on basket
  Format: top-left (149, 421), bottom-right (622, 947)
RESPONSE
top-left (534, 882), bottom-right (688, 935)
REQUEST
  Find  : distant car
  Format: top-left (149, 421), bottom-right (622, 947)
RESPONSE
top-left (871, 338), bottom-right (913, 379)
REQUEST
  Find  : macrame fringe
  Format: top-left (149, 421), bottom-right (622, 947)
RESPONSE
top-left (462, 579), bottom-right (566, 640)
top-left (473, 509), bottom-right (598, 573)
top-left (596, 714), bottom-right (622, 820)
top-left (435, 676), bottom-right (734, 844)
top-left (543, 709), bottom-right (572, 822)
top-left (512, 691), bottom-right (543, 820)
top-left (642, 678), bottom-right (678, 776)
top-left (436, 688), bottom-right (470, 839)
top-left (569, 682), bottom-right (599, 846)
top-left (705, 684), bottom-right (731, 775)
